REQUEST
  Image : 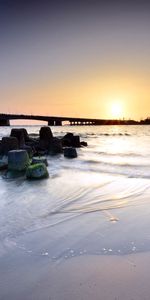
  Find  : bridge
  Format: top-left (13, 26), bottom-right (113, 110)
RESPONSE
top-left (0, 113), bottom-right (138, 126)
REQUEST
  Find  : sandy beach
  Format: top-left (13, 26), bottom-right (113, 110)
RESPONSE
top-left (1, 125), bottom-right (150, 299)
top-left (1, 250), bottom-right (150, 300)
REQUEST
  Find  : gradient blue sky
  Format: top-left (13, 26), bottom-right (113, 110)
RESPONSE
top-left (0, 0), bottom-right (150, 120)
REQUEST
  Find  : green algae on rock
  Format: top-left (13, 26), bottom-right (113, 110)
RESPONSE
top-left (26, 163), bottom-right (49, 179)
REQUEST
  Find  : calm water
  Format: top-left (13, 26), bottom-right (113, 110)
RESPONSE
top-left (0, 125), bottom-right (150, 259)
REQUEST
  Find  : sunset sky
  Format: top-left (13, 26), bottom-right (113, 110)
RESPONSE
top-left (0, 0), bottom-right (150, 120)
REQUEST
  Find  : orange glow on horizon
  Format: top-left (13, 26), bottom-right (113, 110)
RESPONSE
top-left (109, 101), bottom-right (124, 119)
top-left (1, 71), bottom-right (150, 121)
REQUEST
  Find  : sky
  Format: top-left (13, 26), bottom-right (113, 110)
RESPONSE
top-left (0, 0), bottom-right (150, 120)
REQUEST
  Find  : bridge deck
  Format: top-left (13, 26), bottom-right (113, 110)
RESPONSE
top-left (0, 113), bottom-right (138, 126)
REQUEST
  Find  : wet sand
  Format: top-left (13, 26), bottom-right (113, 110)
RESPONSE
top-left (1, 125), bottom-right (150, 299)
top-left (1, 251), bottom-right (150, 300)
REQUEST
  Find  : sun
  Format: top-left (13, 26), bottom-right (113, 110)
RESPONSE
top-left (110, 102), bottom-right (124, 119)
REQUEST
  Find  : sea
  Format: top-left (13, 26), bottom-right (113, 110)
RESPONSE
top-left (0, 125), bottom-right (150, 261)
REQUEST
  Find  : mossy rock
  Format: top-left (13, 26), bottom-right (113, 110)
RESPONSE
top-left (26, 163), bottom-right (49, 180)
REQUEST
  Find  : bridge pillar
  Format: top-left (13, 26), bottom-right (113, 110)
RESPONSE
top-left (0, 119), bottom-right (10, 126)
top-left (55, 120), bottom-right (62, 126)
top-left (48, 120), bottom-right (55, 126)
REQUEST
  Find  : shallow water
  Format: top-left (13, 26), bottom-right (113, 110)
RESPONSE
top-left (0, 125), bottom-right (150, 260)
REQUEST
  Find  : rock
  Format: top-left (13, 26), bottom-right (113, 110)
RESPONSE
top-left (32, 156), bottom-right (48, 166)
top-left (38, 127), bottom-right (53, 150)
top-left (48, 138), bottom-right (63, 155)
top-left (37, 139), bottom-right (49, 151)
top-left (71, 135), bottom-right (81, 148)
top-left (11, 128), bottom-right (29, 142)
top-left (10, 129), bottom-right (25, 147)
top-left (4, 170), bottom-right (26, 179)
top-left (63, 133), bottom-right (74, 140)
top-left (62, 133), bottom-right (74, 147)
top-left (33, 149), bottom-right (47, 157)
top-left (21, 145), bottom-right (33, 158)
top-left (62, 133), bottom-right (81, 148)
top-left (20, 128), bottom-right (30, 142)
top-left (1, 137), bottom-right (19, 155)
top-left (0, 162), bottom-right (7, 171)
top-left (26, 163), bottom-right (49, 179)
top-left (0, 141), bottom-right (2, 155)
top-left (64, 147), bottom-right (77, 158)
top-left (26, 138), bottom-right (39, 155)
top-left (8, 150), bottom-right (30, 171)
top-left (80, 141), bottom-right (88, 147)
top-left (0, 156), bottom-right (8, 170)
top-left (40, 126), bottom-right (53, 141)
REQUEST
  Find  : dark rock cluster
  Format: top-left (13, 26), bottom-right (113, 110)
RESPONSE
top-left (0, 126), bottom-right (87, 179)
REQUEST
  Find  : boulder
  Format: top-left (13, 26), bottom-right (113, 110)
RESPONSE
top-left (64, 147), bottom-right (77, 159)
top-left (26, 139), bottom-right (39, 148)
top-left (4, 170), bottom-right (26, 179)
top-left (62, 133), bottom-right (74, 147)
top-left (32, 156), bottom-right (48, 166)
top-left (0, 141), bottom-right (2, 155)
top-left (0, 162), bottom-right (7, 171)
top-left (48, 138), bottom-right (63, 155)
top-left (33, 149), bottom-right (47, 157)
top-left (1, 137), bottom-right (19, 155)
top-left (11, 128), bottom-right (29, 142)
top-left (0, 156), bottom-right (8, 170)
top-left (80, 141), bottom-right (88, 147)
top-left (63, 133), bottom-right (74, 140)
top-left (71, 135), bottom-right (81, 148)
top-left (21, 145), bottom-right (33, 158)
top-left (26, 163), bottom-right (49, 179)
top-left (37, 139), bottom-right (49, 151)
top-left (38, 127), bottom-right (53, 150)
top-left (20, 128), bottom-right (30, 142)
top-left (0, 140), bottom-right (2, 153)
top-left (8, 150), bottom-right (29, 171)
top-left (10, 129), bottom-right (25, 147)
top-left (62, 133), bottom-right (81, 148)
top-left (40, 126), bottom-right (53, 141)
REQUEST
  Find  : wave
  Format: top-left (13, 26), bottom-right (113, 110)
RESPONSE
top-left (86, 133), bottom-right (131, 137)
top-left (81, 159), bottom-right (150, 168)
top-left (29, 178), bottom-right (150, 222)
top-left (62, 161), bottom-right (150, 179)
top-left (89, 151), bottom-right (143, 157)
